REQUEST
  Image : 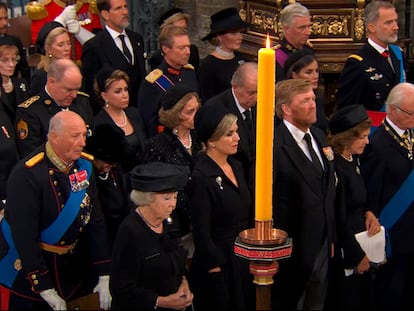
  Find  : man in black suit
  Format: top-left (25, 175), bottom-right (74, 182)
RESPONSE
top-left (271, 79), bottom-right (336, 310)
top-left (336, 1), bottom-right (403, 112)
top-left (81, 0), bottom-right (146, 113)
top-left (360, 82), bottom-right (414, 310)
top-left (204, 62), bottom-right (257, 183)
top-left (15, 59), bottom-right (94, 157)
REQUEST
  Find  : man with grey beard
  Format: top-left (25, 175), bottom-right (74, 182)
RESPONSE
top-left (336, 1), bottom-right (404, 112)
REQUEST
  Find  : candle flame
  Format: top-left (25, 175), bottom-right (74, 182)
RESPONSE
top-left (266, 34), bottom-right (270, 48)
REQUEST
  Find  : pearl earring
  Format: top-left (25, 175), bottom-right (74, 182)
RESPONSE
top-left (48, 53), bottom-right (53, 59)
top-left (211, 143), bottom-right (216, 148)
top-left (105, 99), bottom-right (109, 108)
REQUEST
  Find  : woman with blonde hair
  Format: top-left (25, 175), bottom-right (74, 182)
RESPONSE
top-left (30, 22), bottom-right (72, 95)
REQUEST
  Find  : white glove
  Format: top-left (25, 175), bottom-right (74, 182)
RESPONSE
top-left (93, 275), bottom-right (112, 311)
top-left (40, 288), bottom-right (67, 310)
top-left (54, 5), bottom-right (77, 27)
top-left (66, 19), bottom-right (80, 34)
top-left (74, 26), bottom-right (95, 45)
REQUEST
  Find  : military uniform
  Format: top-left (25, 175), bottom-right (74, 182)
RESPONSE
top-left (336, 43), bottom-right (403, 111)
top-left (15, 90), bottom-right (94, 157)
top-left (136, 60), bottom-right (199, 137)
top-left (274, 38), bottom-right (313, 82)
top-left (0, 146), bottom-right (111, 308)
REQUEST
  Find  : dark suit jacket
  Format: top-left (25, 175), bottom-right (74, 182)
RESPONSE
top-left (81, 28), bottom-right (146, 113)
top-left (336, 43), bottom-right (403, 111)
top-left (272, 122), bottom-right (336, 309)
top-left (15, 90), bottom-right (94, 157)
top-left (204, 89), bottom-right (256, 181)
top-left (361, 123), bottom-right (414, 255)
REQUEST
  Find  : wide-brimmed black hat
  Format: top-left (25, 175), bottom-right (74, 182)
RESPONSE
top-left (329, 105), bottom-right (369, 135)
top-left (160, 84), bottom-right (195, 110)
top-left (202, 7), bottom-right (246, 41)
top-left (35, 21), bottom-right (64, 54)
top-left (130, 162), bottom-right (189, 192)
top-left (85, 124), bottom-right (125, 163)
top-left (195, 101), bottom-right (230, 143)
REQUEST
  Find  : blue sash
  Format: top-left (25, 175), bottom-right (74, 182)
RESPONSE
top-left (379, 169), bottom-right (414, 257)
top-left (389, 44), bottom-right (405, 82)
top-left (0, 158), bottom-right (92, 287)
top-left (154, 74), bottom-right (174, 92)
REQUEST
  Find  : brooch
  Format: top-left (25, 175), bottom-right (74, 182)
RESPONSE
top-left (215, 176), bottom-right (223, 190)
top-left (323, 146), bottom-right (334, 161)
top-left (370, 73), bottom-right (383, 81)
top-left (19, 83), bottom-right (26, 92)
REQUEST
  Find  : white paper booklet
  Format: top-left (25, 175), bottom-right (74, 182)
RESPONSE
top-left (354, 225), bottom-right (386, 264)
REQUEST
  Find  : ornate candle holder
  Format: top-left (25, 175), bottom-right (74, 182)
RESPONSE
top-left (234, 220), bottom-right (292, 310)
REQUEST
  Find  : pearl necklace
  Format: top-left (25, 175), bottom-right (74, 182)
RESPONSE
top-left (114, 110), bottom-right (127, 128)
top-left (340, 153), bottom-right (353, 162)
top-left (215, 46), bottom-right (235, 59)
top-left (174, 129), bottom-right (192, 150)
top-left (98, 172), bottom-right (109, 181)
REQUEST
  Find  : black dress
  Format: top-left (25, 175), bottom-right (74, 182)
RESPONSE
top-left (110, 210), bottom-right (188, 310)
top-left (332, 156), bottom-right (375, 310)
top-left (198, 52), bottom-right (245, 103)
top-left (141, 128), bottom-right (202, 238)
top-left (188, 153), bottom-right (254, 311)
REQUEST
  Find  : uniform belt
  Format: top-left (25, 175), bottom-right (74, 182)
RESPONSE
top-left (39, 241), bottom-right (77, 255)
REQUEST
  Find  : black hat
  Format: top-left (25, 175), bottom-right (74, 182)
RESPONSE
top-left (202, 7), bottom-right (246, 41)
top-left (284, 49), bottom-right (316, 77)
top-left (85, 124), bottom-right (125, 163)
top-left (329, 105), bottom-right (369, 135)
top-left (0, 35), bottom-right (19, 47)
top-left (36, 21), bottom-right (64, 54)
top-left (160, 84), bottom-right (195, 110)
top-left (195, 101), bottom-right (229, 143)
top-left (130, 162), bottom-right (189, 192)
top-left (158, 8), bottom-right (188, 26)
top-left (95, 66), bottom-right (115, 93)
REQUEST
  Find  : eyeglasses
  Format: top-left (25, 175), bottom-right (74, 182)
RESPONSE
top-left (0, 57), bottom-right (19, 64)
top-left (392, 104), bottom-right (414, 117)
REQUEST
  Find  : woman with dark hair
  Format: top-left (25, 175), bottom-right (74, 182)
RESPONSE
top-left (327, 104), bottom-right (381, 310)
top-left (284, 49), bottom-right (328, 132)
top-left (94, 67), bottom-right (147, 174)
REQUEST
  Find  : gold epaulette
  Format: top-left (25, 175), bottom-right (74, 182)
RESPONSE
top-left (348, 54), bottom-right (363, 61)
top-left (145, 69), bottom-right (163, 83)
top-left (25, 1), bottom-right (48, 20)
top-left (87, 0), bottom-right (99, 15)
top-left (77, 91), bottom-right (90, 97)
top-left (18, 96), bottom-right (40, 109)
top-left (271, 44), bottom-right (281, 50)
top-left (25, 152), bottom-right (45, 168)
top-left (183, 64), bottom-right (194, 70)
top-left (80, 151), bottom-right (94, 161)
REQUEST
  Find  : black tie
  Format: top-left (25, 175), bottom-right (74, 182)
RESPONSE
top-left (243, 110), bottom-right (252, 132)
top-left (119, 34), bottom-right (132, 64)
top-left (304, 133), bottom-right (323, 174)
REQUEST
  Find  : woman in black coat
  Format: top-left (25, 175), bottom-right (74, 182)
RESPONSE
top-left (94, 68), bottom-right (147, 174)
top-left (327, 105), bottom-right (382, 310)
top-left (188, 103), bottom-right (254, 310)
top-left (110, 162), bottom-right (193, 310)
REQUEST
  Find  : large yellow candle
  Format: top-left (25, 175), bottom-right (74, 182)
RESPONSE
top-left (255, 36), bottom-right (275, 221)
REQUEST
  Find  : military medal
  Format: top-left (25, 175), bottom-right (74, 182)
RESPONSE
top-left (69, 169), bottom-right (89, 192)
